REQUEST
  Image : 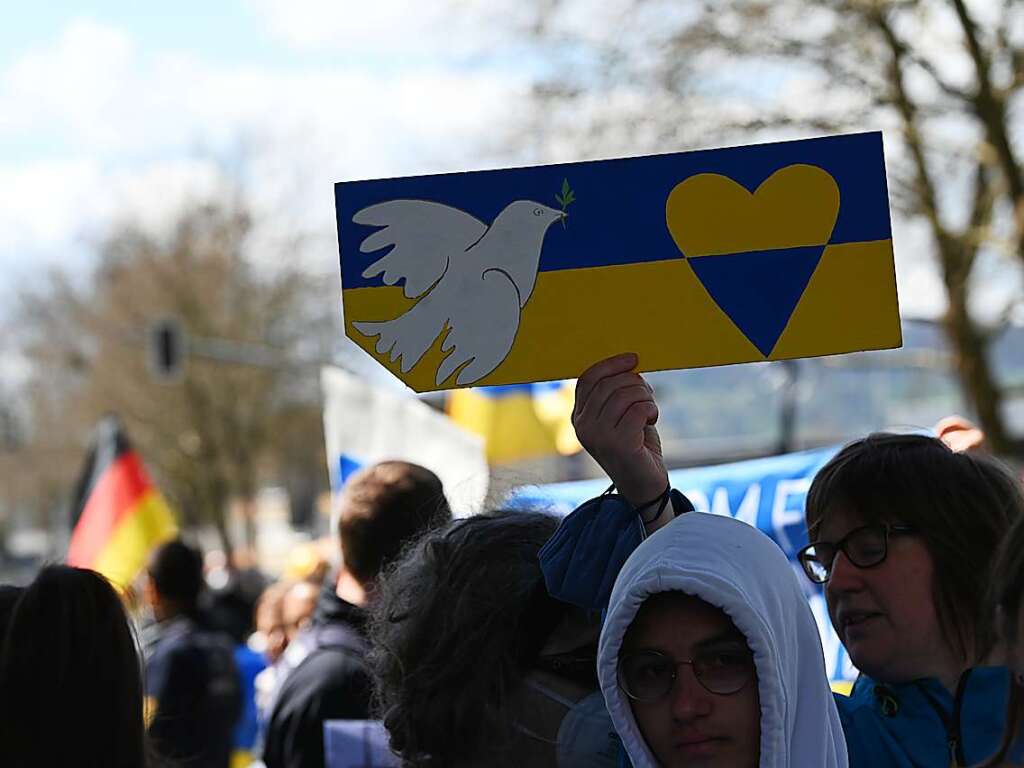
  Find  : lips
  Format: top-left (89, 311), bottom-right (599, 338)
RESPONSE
top-left (674, 736), bottom-right (726, 756)
top-left (838, 609), bottom-right (883, 632)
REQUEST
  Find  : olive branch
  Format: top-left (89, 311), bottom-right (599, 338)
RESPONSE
top-left (555, 177), bottom-right (576, 229)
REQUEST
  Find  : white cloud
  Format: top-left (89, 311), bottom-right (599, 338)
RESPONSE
top-left (0, 17), bottom-right (530, 282)
top-left (246, 0), bottom-right (524, 57)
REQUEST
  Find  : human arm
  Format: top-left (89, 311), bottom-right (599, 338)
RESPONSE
top-left (539, 354), bottom-right (694, 613)
top-left (572, 353), bottom-right (674, 534)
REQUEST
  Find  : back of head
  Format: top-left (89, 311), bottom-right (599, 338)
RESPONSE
top-left (0, 565), bottom-right (146, 768)
top-left (338, 461), bottom-right (452, 585)
top-left (598, 512), bottom-right (846, 768)
top-left (148, 538), bottom-right (204, 614)
top-left (0, 584), bottom-right (24, 645)
top-left (983, 477), bottom-right (1024, 766)
top-left (806, 433), bottom-right (1024, 660)
top-left (369, 510), bottom-right (561, 768)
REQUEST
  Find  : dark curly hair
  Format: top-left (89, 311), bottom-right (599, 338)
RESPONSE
top-left (368, 510), bottom-right (563, 768)
top-left (805, 433), bottom-right (1024, 664)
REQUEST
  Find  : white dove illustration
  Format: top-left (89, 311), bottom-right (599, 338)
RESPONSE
top-left (351, 199), bottom-right (566, 386)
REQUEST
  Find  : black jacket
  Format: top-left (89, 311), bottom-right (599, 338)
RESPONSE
top-left (262, 577), bottom-right (373, 768)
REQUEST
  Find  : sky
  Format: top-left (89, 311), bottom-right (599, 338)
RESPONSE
top-left (0, 0), bottom-right (1017, 337)
top-left (0, 0), bottom-right (541, 293)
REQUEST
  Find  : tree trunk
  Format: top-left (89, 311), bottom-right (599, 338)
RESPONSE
top-left (941, 257), bottom-right (1010, 453)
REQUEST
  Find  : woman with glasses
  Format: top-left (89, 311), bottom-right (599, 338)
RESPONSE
top-left (598, 509), bottom-right (847, 767)
top-left (797, 434), bottom-right (1023, 766)
top-left (545, 353), bottom-right (1024, 766)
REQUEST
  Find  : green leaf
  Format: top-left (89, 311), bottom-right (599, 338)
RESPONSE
top-left (562, 178), bottom-right (571, 196)
top-left (564, 191), bottom-right (576, 205)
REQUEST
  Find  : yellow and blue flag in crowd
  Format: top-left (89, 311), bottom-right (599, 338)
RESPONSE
top-left (447, 381), bottom-right (581, 464)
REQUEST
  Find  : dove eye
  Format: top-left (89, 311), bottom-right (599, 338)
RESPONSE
top-left (533, 208), bottom-right (543, 216)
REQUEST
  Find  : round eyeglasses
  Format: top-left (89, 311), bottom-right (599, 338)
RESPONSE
top-left (797, 523), bottom-right (917, 584)
top-left (617, 648), bottom-right (755, 701)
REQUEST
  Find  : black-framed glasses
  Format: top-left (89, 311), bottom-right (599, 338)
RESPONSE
top-left (797, 523), bottom-right (917, 584)
top-left (618, 648), bottom-right (755, 701)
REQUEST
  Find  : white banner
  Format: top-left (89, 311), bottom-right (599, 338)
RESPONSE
top-left (321, 366), bottom-right (488, 518)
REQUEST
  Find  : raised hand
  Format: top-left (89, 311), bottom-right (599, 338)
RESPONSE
top-left (572, 353), bottom-right (669, 508)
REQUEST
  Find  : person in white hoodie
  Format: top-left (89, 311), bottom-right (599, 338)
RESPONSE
top-left (598, 510), bottom-right (848, 768)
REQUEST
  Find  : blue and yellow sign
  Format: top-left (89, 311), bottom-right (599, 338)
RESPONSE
top-left (336, 131), bottom-right (900, 391)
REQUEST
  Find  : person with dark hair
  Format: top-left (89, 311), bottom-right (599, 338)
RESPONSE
top-left (544, 353), bottom-right (1024, 767)
top-left (977, 476), bottom-right (1024, 767)
top-left (370, 510), bottom-right (620, 768)
top-left (0, 566), bottom-right (148, 768)
top-left (0, 584), bottom-right (23, 644)
top-left (142, 538), bottom-right (242, 768)
top-left (264, 461), bottom-right (452, 768)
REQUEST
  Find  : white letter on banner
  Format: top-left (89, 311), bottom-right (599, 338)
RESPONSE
top-left (771, 478), bottom-right (811, 555)
top-left (709, 484), bottom-right (760, 527)
top-left (684, 489), bottom-right (710, 513)
top-left (734, 484), bottom-right (760, 528)
top-left (809, 593), bottom-right (842, 680)
top-left (710, 487), bottom-right (731, 517)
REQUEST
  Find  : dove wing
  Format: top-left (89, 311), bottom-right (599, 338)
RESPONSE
top-left (353, 200), bottom-right (488, 299)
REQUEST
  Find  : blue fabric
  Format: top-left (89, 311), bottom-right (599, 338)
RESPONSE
top-left (233, 644), bottom-right (267, 751)
top-left (837, 669), bottom-right (1012, 767)
top-left (538, 490), bottom-right (692, 614)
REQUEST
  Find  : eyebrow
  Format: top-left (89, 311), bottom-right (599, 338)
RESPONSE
top-left (693, 630), bottom-right (749, 651)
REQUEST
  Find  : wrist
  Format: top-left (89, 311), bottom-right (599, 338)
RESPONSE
top-left (617, 476), bottom-right (670, 509)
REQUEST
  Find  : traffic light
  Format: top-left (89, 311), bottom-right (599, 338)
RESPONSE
top-left (149, 318), bottom-right (186, 381)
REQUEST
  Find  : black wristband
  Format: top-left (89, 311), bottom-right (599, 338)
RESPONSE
top-left (635, 484), bottom-right (672, 525)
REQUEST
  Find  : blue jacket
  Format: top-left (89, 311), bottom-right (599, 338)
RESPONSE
top-left (539, 491), bottom-right (1013, 768)
top-left (838, 669), bottom-right (1012, 767)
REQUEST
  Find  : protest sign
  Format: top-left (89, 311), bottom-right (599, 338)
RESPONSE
top-left (337, 132), bottom-right (900, 392)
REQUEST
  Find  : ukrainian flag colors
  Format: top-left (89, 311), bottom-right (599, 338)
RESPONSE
top-left (447, 381), bottom-right (581, 464)
top-left (337, 132), bottom-right (900, 391)
top-left (67, 417), bottom-right (177, 589)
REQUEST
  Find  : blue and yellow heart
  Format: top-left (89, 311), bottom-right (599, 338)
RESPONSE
top-left (667, 164), bottom-right (840, 357)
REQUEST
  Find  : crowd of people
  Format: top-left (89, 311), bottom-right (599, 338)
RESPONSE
top-left (2, 353), bottom-right (1024, 768)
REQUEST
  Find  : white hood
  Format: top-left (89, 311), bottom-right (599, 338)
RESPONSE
top-left (597, 512), bottom-right (847, 768)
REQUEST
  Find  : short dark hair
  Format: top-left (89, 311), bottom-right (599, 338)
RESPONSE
top-left (805, 433), bottom-right (1024, 663)
top-left (0, 566), bottom-right (147, 767)
top-left (338, 461), bottom-right (452, 585)
top-left (368, 510), bottom-right (562, 768)
top-left (148, 538), bottom-right (204, 610)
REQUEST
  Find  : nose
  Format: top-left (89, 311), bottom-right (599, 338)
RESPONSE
top-left (668, 664), bottom-right (713, 722)
top-left (826, 550), bottom-right (864, 598)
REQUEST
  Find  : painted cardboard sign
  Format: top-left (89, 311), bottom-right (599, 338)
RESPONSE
top-left (335, 131), bottom-right (901, 392)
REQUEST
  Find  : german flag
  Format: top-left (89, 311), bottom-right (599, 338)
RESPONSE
top-left (67, 416), bottom-right (177, 589)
